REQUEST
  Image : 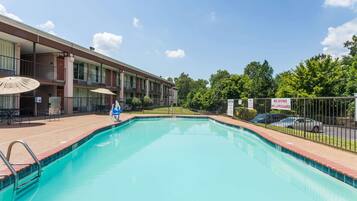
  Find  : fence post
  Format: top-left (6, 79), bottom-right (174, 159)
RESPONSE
top-left (303, 98), bottom-right (306, 138)
top-left (264, 99), bottom-right (267, 128)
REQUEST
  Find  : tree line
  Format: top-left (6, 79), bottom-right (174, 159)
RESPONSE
top-left (169, 36), bottom-right (357, 111)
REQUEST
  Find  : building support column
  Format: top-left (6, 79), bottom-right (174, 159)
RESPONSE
top-left (160, 83), bottom-right (164, 106)
top-left (14, 44), bottom-right (21, 110)
top-left (120, 71), bottom-right (125, 103)
top-left (145, 79), bottom-right (149, 97)
top-left (64, 54), bottom-right (74, 114)
top-left (33, 42), bottom-right (38, 116)
top-left (53, 55), bottom-right (58, 81)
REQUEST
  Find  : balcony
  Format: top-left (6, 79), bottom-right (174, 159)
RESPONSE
top-left (124, 84), bottom-right (136, 91)
top-left (0, 55), bottom-right (60, 84)
top-left (73, 72), bottom-right (108, 87)
top-left (150, 89), bottom-right (161, 95)
top-left (136, 87), bottom-right (146, 94)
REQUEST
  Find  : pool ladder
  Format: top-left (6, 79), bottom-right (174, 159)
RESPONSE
top-left (0, 140), bottom-right (42, 200)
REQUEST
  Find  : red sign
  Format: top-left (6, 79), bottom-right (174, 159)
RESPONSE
top-left (271, 98), bottom-right (291, 110)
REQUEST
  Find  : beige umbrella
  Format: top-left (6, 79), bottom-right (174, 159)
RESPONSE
top-left (0, 76), bottom-right (40, 95)
top-left (90, 88), bottom-right (116, 95)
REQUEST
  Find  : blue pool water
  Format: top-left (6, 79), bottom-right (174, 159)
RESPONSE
top-left (1, 118), bottom-right (357, 201)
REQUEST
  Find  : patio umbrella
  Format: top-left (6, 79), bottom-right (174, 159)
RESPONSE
top-left (90, 88), bottom-right (116, 95)
top-left (0, 76), bottom-right (40, 95)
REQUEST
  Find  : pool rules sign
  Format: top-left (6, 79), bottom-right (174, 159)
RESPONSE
top-left (271, 98), bottom-right (291, 110)
top-left (227, 99), bottom-right (234, 117)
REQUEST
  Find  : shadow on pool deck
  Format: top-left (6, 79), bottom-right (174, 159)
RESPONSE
top-left (0, 122), bottom-right (46, 129)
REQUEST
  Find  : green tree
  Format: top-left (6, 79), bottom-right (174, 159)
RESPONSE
top-left (275, 71), bottom-right (295, 98)
top-left (341, 36), bottom-right (357, 96)
top-left (174, 73), bottom-right (195, 104)
top-left (344, 35), bottom-right (357, 57)
top-left (131, 97), bottom-right (142, 110)
top-left (143, 96), bottom-right (153, 107)
top-left (344, 59), bottom-right (357, 96)
top-left (193, 79), bottom-right (208, 91)
top-left (275, 55), bottom-right (344, 97)
top-left (244, 60), bottom-right (274, 98)
top-left (216, 74), bottom-right (250, 99)
top-left (167, 77), bottom-right (174, 83)
top-left (187, 74), bottom-right (251, 111)
top-left (209, 69), bottom-right (230, 87)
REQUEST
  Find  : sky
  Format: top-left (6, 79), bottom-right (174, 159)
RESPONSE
top-left (0, 0), bottom-right (356, 79)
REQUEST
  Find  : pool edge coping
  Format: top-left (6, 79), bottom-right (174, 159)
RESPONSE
top-left (208, 116), bottom-right (357, 188)
top-left (0, 114), bottom-right (357, 191)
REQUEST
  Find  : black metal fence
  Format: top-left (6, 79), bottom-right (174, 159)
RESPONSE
top-left (229, 97), bottom-right (357, 152)
top-left (0, 95), bottom-right (173, 123)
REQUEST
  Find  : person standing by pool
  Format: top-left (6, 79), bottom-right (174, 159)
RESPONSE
top-left (110, 100), bottom-right (122, 121)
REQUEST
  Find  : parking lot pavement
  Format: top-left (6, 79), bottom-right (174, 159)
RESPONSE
top-left (322, 125), bottom-right (357, 140)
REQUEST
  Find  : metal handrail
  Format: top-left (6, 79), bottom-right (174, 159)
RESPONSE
top-left (0, 150), bottom-right (18, 199)
top-left (6, 140), bottom-right (42, 177)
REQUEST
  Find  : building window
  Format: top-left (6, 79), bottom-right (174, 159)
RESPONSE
top-left (95, 66), bottom-right (99, 82)
top-left (74, 63), bottom-right (84, 80)
top-left (0, 39), bottom-right (15, 72)
top-left (130, 76), bottom-right (133, 88)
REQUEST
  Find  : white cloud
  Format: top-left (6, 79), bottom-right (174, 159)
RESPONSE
top-left (324, 0), bottom-right (357, 8)
top-left (321, 18), bottom-right (357, 57)
top-left (132, 17), bottom-right (142, 28)
top-left (92, 32), bottom-right (123, 55)
top-left (37, 20), bottom-right (56, 35)
top-left (165, 49), bottom-right (185, 58)
top-left (0, 4), bottom-right (22, 22)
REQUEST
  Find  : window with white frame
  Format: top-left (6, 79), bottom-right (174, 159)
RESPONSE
top-left (74, 63), bottom-right (85, 80)
top-left (0, 39), bottom-right (15, 72)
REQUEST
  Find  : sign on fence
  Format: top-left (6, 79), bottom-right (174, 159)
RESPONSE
top-left (35, 97), bottom-right (42, 103)
top-left (227, 99), bottom-right (234, 117)
top-left (248, 99), bottom-right (254, 109)
top-left (271, 98), bottom-right (291, 110)
top-left (238, 99), bottom-right (242, 105)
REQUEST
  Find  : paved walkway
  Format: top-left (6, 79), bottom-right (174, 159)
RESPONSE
top-left (210, 115), bottom-right (357, 179)
top-left (0, 114), bottom-right (356, 179)
top-left (0, 114), bottom-right (135, 165)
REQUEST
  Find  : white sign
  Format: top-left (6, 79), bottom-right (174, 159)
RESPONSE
top-left (227, 99), bottom-right (234, 117)
top-left (49, 97), bottom-right (61, 115)
top-left (238, 99), bottom-right (242, 105)
top-left (35, 97), bottom-right (42, 103)
top-left (355, 93), bottom-right (357, 122)
top-left (271, 98), bottom-right (291, 110)
top-left (248, 99), bottom-right (254, 109)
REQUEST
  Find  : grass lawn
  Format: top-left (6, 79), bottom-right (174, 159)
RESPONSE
top-left (256, 123), bottom-right (357, 152)
top-left (128, 106), bottom-right (200, 115)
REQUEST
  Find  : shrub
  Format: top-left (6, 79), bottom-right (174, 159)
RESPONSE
top-left (143, 96), bottom-right (153, 107)
top-left (126, 98), bottom-right (132, 105)
top-left (234, 107), bottom-right (257, 120)
top-left (131, 97), bottom-right (142, 110)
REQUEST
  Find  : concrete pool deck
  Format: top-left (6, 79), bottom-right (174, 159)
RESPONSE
top-left (0, 114), bottom-right (357, 182)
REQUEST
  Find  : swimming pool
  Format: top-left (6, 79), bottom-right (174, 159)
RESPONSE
top-left (1, 117), bottom-right (357, 201)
